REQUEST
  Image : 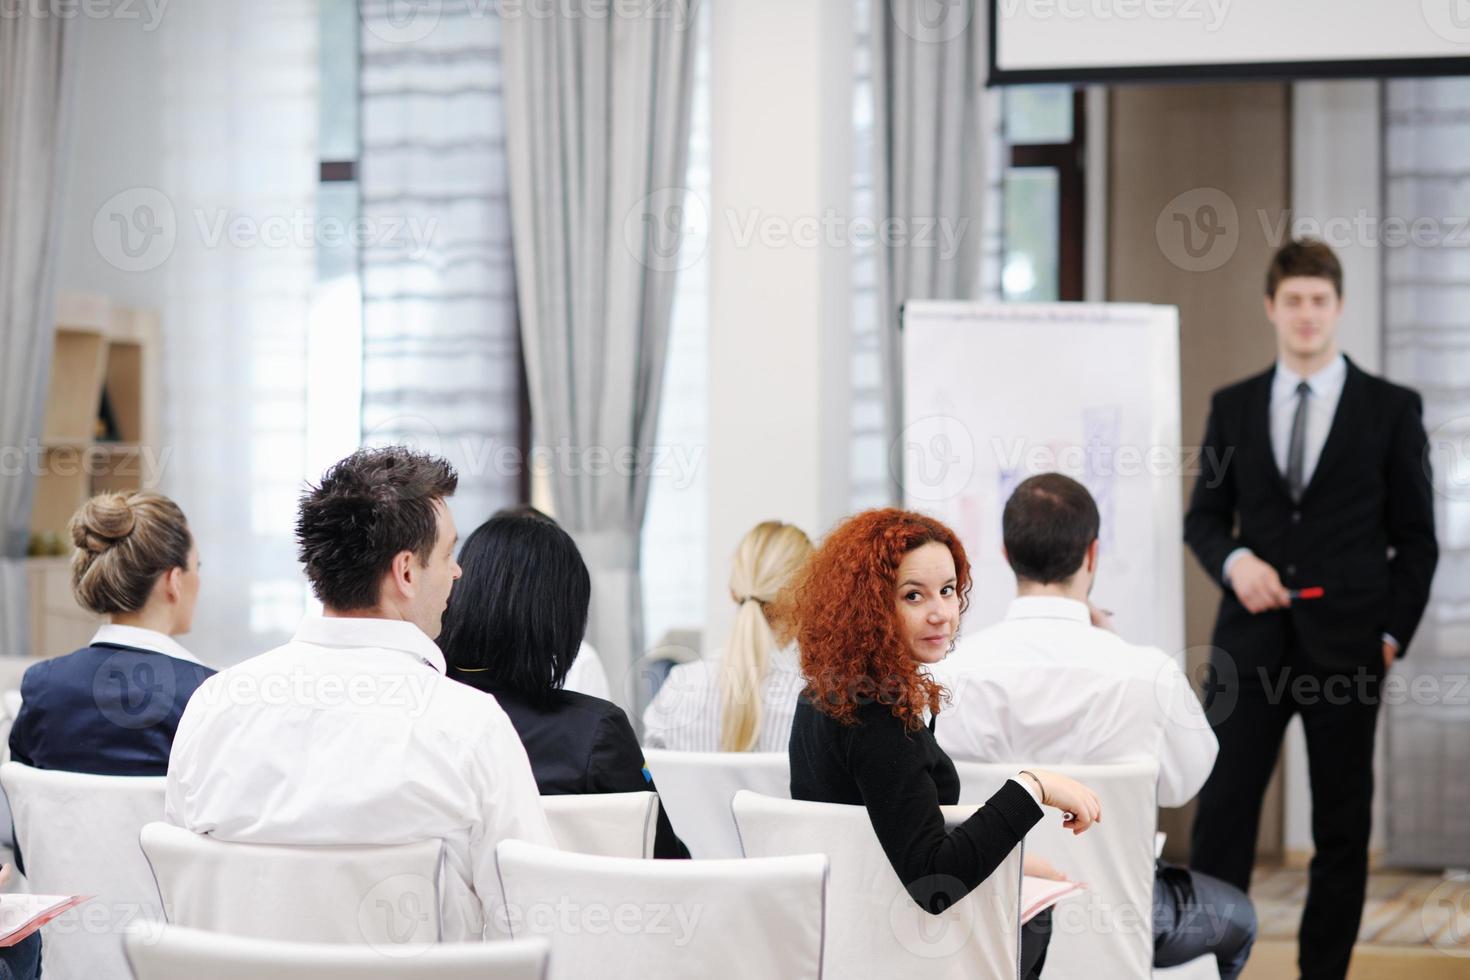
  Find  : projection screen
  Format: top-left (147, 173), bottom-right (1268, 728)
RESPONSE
top-left (989, 0), bottom-right (1470, 84)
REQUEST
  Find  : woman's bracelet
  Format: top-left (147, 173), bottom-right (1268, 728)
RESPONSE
top-left (1018, 769), bottom-right (1046, 805)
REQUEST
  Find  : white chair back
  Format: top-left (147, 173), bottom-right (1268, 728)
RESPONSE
top-left (954, 761), bottom-right (1189, 978)
top-left (494, 839), bottom-right (826, 980)
top-left (139, 822), bottom-right (443, 949)
top-left (732, 791), bottom-right (1023, 980)
top-left (124, 923), bottom-right (549, 980)
top-left (540, 792), bottom-right (658, 858)
top-left (640, 749), bottom-right (788, 858)
top-left (0, 761), bottom-right (166, 980)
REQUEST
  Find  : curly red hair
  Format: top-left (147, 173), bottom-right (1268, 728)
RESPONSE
top-left (783, 508), bottom-right (971, 731)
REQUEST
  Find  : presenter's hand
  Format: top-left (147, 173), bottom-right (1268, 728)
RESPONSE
top-left (1026, 770), bottom-right (1101, 835)
top-left (1088, 603), bottom-right (1116, 633)
top-left (1382, 641), bottom-right (1397, 673)
top-left (1230, 554), bottom-right (1291, 614)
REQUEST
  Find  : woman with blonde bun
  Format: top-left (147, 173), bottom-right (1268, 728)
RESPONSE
top-left (642, 521), bottom-right (813, 752)
top-left (9, 491), bottom-right (214, 775)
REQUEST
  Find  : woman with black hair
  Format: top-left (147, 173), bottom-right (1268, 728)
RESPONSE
top-left (438, 507), bottom-right (690, 859)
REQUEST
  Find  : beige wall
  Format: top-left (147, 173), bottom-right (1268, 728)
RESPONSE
top-left (1107, 82), bottom-right (1291, 860)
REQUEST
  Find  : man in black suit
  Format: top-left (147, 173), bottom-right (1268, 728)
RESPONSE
top-left (1185, 239), bottom-right (1438, 980)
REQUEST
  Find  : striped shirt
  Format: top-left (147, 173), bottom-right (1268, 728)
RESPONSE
top-left (641, 644), bottom-right (805, 752)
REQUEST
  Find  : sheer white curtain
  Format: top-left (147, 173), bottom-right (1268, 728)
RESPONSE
top-left (152, 1), bottom-right (319, 665)
top-left (358, 0), bottom-right (522, 531)
top-left (0, 10), bottom-right (76, 657)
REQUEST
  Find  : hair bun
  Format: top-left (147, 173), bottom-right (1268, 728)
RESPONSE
top-left (71, 493), bottom-right (137, 554)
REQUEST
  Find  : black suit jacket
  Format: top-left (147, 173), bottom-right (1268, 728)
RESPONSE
top-left (1185, 357), bottom-right (1438, 670)
top-left (446, 671), bottom-right (691, 860)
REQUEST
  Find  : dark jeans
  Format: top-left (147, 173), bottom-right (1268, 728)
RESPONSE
top-left (0, 932), bottom-right (41, 980)
top-left (1021, 908), bottom-right (1050, 979)
top-left (1154, 862), bottom-right (1257, 980)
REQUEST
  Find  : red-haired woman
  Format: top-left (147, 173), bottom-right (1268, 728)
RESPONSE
top-left (787, 509), bottom-right (1101, 977)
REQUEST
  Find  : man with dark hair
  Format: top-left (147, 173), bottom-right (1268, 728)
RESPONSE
top-left (166, 447), bottom-right (553, 940)
top-left (935, 473), bottom-right (1257, 979)
top-left (1186, 238), bottom-right (1437, 979)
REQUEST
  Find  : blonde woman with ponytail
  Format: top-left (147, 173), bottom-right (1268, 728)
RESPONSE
top-left (643, 521), bottom-right (813, 752)
top-left (10, 491), bottom-right (215, 776)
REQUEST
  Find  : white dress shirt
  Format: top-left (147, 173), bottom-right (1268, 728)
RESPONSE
top-left (932, 596), bottom-right (1218, 808)
top-left (641, 643), bottom-right (806, 752)
top-left (165, 616), bottom-right (554, 941)
top-left (91, 623), bottom-right (206, 666)
top-left (562, 641), bottom-right (611, 700)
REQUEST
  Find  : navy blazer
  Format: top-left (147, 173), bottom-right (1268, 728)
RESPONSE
top-left (447, 671), bottom-right (691, 860)
top-left (9, 643), bottom-right (216, 776)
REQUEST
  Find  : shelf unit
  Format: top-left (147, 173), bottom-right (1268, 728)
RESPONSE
top-left (26, 293), bottom-right (161, 659)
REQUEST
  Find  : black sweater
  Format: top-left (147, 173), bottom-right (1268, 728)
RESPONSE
top-left (789, 695), bottom-right (1042, 913)
top-left (448, 672), bottom-right (691, 860)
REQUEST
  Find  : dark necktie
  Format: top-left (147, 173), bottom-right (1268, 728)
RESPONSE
top-left (1286, 380), bottom-right (1311, 501)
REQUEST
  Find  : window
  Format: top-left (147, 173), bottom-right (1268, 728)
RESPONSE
top-left (640, 1), bottom-right (711, 651)
top-left (1001, 86), bottom-right (1087, 302)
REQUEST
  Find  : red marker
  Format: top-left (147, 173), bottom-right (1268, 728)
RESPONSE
top-left (1290, 587), bottom-right (1325, 600)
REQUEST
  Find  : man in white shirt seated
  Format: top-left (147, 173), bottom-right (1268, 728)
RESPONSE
top-left (934, 473), bottom-right (1256, 979)
top-left (166, 447), bottom-right (554, 941)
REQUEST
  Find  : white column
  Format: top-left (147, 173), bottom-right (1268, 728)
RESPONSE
top-left (703, 0), bottom-right (853, 649)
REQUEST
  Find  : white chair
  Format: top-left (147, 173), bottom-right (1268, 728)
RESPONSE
top-left (139, 822), bottom-right (443, 948)
top-left (0, 762), bottom-right (167, 980)
top-left (953, 761), bottom-right (1220, 980)
top-left (640, 748), bottom-right (788, 858)
top-left (494, 839), bottom-right (826, 980)
top-left (123, 923), bottom-right (550, 980)
top-left (540, 792), bottom-right (658, 858)
top-left (0, 689), bottom-right (21, 850)
top-left (732, 790), bottom-right (1024, 980)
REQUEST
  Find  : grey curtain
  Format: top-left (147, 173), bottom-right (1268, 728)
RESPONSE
top-left (872, 0), bottom-right (986, 502)
top-left (0, 13), bottom-right (75, 656)
top-left (501, 6), bottom-right (697, 706)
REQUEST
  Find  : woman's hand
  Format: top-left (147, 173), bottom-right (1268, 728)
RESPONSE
top-left (1023, 853), bottom-right (1067, 881)
top-left (1024, 770), bottom-right (1101, 835)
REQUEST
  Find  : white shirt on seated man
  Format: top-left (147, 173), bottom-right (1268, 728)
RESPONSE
top-left (165, 448), bottom-right (554, 941)
top-left (931, 473), bottom-right (1255, 980)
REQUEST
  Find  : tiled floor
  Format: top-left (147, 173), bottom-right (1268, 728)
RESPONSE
top-left (1242, 866), bottom-right (1470, 979)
